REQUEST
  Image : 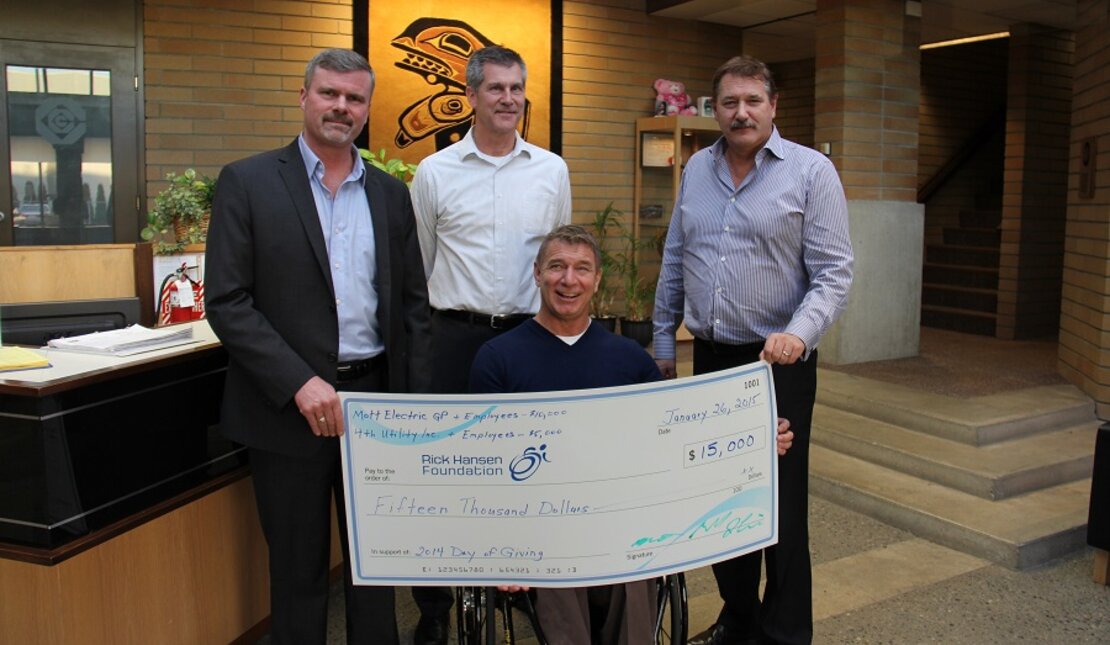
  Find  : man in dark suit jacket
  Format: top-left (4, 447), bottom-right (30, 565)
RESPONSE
top-left (205, 49), bottom-right (430, 645)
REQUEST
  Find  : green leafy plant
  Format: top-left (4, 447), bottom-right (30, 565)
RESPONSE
top-left (591, 203), bottom-right (658, 322)
top-left (141, 169), bottom-right (215, 255)
top-left (616, 230), bottom-right (658, 322)
top-left (359, 148), bottom-right (419, 186)
top-left (589, 202), bottom-right (623, 318)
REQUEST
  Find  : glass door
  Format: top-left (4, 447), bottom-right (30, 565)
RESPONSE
top-left (0, 41), bottom-right (139, 246)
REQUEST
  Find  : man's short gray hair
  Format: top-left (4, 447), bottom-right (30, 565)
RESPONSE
top-left (466, 45), bottom-right (527, 90)
top-left (305, 49), bottom-right (375, 89)
top-left (712, 55), bottom-right (776, 101)
top-left (537, 225), bottom-right (601, 269)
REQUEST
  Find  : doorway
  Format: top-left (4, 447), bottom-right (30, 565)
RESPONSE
top-left (0, 40), bottom-right (139, 246)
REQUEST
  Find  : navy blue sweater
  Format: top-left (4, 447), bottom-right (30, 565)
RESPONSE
top-left (469, 319), bottom-right (662, 393)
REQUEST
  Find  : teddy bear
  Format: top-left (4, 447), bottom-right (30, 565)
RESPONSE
top-left (653, 78), bottom-right (698, 116)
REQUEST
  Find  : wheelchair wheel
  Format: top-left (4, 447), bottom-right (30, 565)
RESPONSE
top-left (456, 586), bottom-right (546, 645)
top-left (655, 573), bottom-right (688, 645)
top-left (455, 586), bottom-right (492, 645)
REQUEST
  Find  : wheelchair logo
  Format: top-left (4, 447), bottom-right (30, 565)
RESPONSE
top-left (509, 444), bottom-right (549, 481)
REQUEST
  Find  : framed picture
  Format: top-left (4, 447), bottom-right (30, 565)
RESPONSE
top-left (641, 133), bottom-right (675, 167)
top-left (697, 96), bottom-right (714, 117)
top-left (366, 1), bottom-right (562, 165)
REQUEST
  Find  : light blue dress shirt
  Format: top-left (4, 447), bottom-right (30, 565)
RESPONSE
top-left (653, 127), bottom-right (853, 360)
top-left (298, 135), bottom-right (383, 361)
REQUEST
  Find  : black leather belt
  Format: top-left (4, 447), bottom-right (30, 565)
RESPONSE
top-left (694, 337), bottom-right (765, 357)
top-left (434, 309), bottom-right (532, 330)
top-left (337, 354), bottom-right (385, 382)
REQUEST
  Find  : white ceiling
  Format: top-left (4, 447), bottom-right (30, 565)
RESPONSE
top-left (649, 0), bottom-right (1079, 62)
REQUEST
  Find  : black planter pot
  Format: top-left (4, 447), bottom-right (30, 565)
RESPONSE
top-left (593, 316), bottom-right (617, 333)
top-left (619, 318), bottom-right (653, 347)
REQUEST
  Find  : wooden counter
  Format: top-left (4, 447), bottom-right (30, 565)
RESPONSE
top-left (0, 321), bottom-right (240, 557)
top-left (0, 321), bottom-right (277, 643)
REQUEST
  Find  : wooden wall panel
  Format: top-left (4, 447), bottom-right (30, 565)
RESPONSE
top-left (0, 478), bottom-right (270, 645)
top-left (0, 244), bottom-right (137, 303)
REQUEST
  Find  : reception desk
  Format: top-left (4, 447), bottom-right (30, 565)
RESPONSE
top-left (0, 321), bottom-right (273, 644)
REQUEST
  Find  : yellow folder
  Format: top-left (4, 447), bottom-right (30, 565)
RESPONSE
top-left (0, 346), bottom-right (51, 372)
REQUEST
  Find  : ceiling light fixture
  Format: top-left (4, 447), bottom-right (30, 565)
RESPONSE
top-left (920, 31), bottom-right (1009, 50)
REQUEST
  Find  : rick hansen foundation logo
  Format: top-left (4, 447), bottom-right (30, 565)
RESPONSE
top-left (416, 444), bottom-right (551, 481)
top-left (509, 444), bottom-right (550, 481)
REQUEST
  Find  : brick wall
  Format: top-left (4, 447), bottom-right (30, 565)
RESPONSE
top-left (562, 0), bottom-right (743, 221)
top-left (919, 40), bottom-right (1008, 185)
top-left (773, 58), bottom-right (816, 147)
top-left (918, 40), bottom-right (1007, 244)
top-left (142, 0), bottom-right (745, 225)
top-left (814, 0), bottom-right (921, 202)
top-left (143, 0), bottom-right (352, 199)
top-left (1059, 0), bottom-right (1110, 417)
top-left (998, 25), bottom-right (1074, 339)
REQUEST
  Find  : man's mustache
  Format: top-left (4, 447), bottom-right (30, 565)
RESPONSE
top-left (730, 119), bottom-right (756, 130)
top-left (325, 113), bottom-right (354, 126)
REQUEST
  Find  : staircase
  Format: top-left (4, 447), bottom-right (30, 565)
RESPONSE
top-left (921, 207), bottom-right (1001, 336)
top-left (810, 369), bottom-right (1096, 570)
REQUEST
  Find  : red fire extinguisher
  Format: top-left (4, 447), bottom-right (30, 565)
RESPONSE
top-left (158, 262), bottom-right (206, 325)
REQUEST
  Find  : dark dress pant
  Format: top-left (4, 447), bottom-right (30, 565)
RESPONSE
top-left (534, 581), bottom-right (656, 645)
top-left (428, 310), bottom-right (509, 393)
top-left (694, 339), bottom-right (816, 645)
top-left (249, 367), bottom-right (399, 645)
top-left (410, 311), bottom-right (512, 616)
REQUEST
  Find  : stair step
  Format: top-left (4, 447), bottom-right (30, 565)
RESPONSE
top-left (812, 405), bottom-right (1096, 499)
top-left (925, 244), bottom-right (999, 267)
top-left (815, 369), bottom-right (1096, 445)
top-left (809, 446), bottom-right (1090, 569)
top-left (958, 209), bottom-right (1002, 228)
top-left (921, 305), bottom-right (996, 335)
top-left (921, 284), bottom-right (998, 312)
top-left (942, 227), bottom-right (1000, 248)
top-left (922, 263), bottom-right (998, 289)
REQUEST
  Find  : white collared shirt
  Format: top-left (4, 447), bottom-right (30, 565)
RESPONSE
top-left (411, 129), bottom-right (572, 315)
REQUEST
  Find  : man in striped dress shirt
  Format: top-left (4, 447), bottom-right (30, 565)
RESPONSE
top-left (653, 55), bottom-right (853, 645)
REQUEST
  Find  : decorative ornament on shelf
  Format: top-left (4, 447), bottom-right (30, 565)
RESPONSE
top-left (653, 78), bottom-right (698, 117)
top-left (140, 169), bottom-right (215, 255)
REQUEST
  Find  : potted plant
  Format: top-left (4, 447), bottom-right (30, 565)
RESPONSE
top-left (611, 219), bottom-right (661, 347)
top-left (141, 169), bottom-right (216, 255)
top-left (359, 148), bottom-right (419, 186)
top-left (589, 202), bottom-right (623, 332)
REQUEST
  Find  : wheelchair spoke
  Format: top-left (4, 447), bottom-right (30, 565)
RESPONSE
top-left (655, 573), bottom-right (689, 645)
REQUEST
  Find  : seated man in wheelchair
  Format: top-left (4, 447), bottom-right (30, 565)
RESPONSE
top-left (469, 225), bottom-right (795, 644)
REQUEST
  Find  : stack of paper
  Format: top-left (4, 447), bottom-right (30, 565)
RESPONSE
top-left (0, 346), bottom-right (51, 372)
top-left (46, 324), bottom-right (195, 356)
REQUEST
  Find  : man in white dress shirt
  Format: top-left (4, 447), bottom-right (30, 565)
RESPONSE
top-left (407, 44), bottom-right (572, 644)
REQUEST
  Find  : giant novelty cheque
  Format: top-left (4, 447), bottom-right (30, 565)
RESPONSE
top-left (339, 362), bottom-right (779, 587)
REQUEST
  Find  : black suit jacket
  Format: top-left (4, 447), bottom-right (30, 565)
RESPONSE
top-left (205, 139), bottom-right (431, 457)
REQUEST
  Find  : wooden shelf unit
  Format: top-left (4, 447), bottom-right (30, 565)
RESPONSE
top-left (632, 115), bottom-right (720, 245)
top-left (633, 116), bottom-right (720, 342)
